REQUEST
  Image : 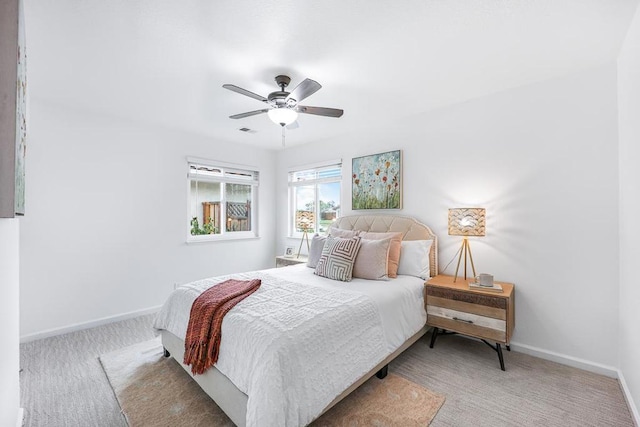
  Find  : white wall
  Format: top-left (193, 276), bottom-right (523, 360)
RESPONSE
top-left (20, 100), bottom-right (277, 338)
top-left (277, 64), bottom-right (620, 370)
top-left (0, 219), bottom-right (21, 427)
top-left (618, 1), bottom-right (640, 419)
top-left (0, 0), bottom-right (22, 423)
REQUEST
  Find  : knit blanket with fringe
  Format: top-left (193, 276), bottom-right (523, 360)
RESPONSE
top-left (183, 278), bottom-right (261, 375)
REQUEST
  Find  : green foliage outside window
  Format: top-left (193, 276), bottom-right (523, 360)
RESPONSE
top-left (190, 217), bottom-right (218, 235)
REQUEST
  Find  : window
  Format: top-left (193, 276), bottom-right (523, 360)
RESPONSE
top-left (188, 158), bottom-right (259, 241)
top-left (288, 161), bottom-right (341, 236)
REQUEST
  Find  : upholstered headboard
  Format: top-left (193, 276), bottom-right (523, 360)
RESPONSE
top-left (332, 214), bottom-right (438, 277)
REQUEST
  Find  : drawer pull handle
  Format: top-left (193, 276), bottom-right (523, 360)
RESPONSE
top-left (452, 317), bottom-right (474, 324)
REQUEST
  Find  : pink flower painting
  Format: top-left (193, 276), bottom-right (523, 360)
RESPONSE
top-left (352, 150), bottom-right (402, 209)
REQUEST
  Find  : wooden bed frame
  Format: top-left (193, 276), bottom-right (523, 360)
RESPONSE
top-left (161, 214), bottom-right (438, 426)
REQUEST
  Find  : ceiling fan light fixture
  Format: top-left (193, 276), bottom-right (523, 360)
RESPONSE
top-left (268, 108), bottom-right (298, 126)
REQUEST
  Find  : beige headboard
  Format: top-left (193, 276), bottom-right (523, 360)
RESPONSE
top-left (332, 214), bottom-right (438, 277)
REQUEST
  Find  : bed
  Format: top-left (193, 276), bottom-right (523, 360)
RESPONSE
top-left (154, 214), bottom-right (437, 427)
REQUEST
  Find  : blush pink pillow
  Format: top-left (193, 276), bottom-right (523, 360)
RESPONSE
top-left (358, 231), bottom-right (403, 278)
top-left (352, 237), bottom-right (391, 280)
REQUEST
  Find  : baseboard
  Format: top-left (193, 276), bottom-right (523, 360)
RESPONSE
top-left (618, 370), bottom-right (640, 426)
top-left (19, 305), bottom-right (162, 343)
top-left (16, 407), bottom-right (24, 427)
top-left (508, 340), bottom-right (618, 378)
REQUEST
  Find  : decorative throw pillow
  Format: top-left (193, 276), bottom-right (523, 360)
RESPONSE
top-left (307, 234), bottom-right (327, 268)
top-left (327, 228), bottom-right (360, 238)
top-left (358, 231), bottom-right (403, 278)
top-left (397, 239), bottom-right (433, 279)
top-left (314, 235), bottom-right (362, 282)
top-left (352, 238), bottom-right (391, 280)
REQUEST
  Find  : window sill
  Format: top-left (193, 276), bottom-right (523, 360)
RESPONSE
top-left (187, 232), bottom-right (259, 244)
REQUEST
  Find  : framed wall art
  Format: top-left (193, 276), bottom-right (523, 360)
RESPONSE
top-left (14, 1), bottom-right (27, 216)
top-left (352, 149), bottom-right (402, 210)
top-left (0, 0), bottom-right (27, 218)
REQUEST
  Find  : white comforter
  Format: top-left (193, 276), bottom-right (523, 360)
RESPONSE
top-left (153, 265), bottom-right (426, 427)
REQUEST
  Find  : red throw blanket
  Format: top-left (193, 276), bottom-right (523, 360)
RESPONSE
top-left (183, 278), bottom-right (261, 375)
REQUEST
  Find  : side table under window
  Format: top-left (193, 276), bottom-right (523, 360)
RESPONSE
top-left (275, 256), bottom-right (308, 268)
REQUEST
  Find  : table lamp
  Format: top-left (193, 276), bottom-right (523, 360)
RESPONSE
top-left (448, 208), bottom-right (486, 282)
top-left (295, 211), bottom-right (315, 258)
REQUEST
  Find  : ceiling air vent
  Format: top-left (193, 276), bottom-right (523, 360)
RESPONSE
top-left (238, 127), bottom-right (257, 134)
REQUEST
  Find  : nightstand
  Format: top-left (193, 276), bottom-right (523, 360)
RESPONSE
top-left (275, 256), bottom-right (308, 268)
top-left (425, 274), bottom-right (515, 370)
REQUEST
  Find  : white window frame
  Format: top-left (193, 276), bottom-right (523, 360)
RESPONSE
top-left (187, 157), bottom-right (259, 243)
top-left (288, 159), bottom-right (342, 238)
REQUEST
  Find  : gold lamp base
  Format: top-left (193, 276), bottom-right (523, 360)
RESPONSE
top-left (296, 230), bottom-right (310, 258)
top-left (453, 237), bottom-right (477, 282)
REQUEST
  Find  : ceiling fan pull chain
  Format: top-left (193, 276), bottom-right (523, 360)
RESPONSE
top-left (281, 125), bottom-right (286, 147)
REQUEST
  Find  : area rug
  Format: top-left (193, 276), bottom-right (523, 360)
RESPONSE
top-left (100, 338), bottom-right (445, 427)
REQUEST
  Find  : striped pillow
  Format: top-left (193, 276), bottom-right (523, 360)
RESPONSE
top-left (314, 235), bottom-right (362, 282)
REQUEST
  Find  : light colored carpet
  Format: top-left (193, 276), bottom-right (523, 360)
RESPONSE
top-left (20, 314), bottom-right (157, 427)
top-left (100, 338), bottom-right (445, 426)
top-left (20, 314), bottom-right (635, 426)
top-left (394, 335), bottom-right (634, 427)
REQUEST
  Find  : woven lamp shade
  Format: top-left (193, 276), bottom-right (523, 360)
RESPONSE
top-left (296, 210), bottom-right (315, 231)
top-left (448, 208), bottom-right (486, 236)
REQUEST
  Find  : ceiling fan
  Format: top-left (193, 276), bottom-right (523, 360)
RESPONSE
top-left (222, 75), bottom-right (344, 127)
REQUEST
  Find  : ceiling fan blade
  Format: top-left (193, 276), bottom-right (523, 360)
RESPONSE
top-left (222, 84), bottom-right (268, 103)
top-left (285, 78), bottom-right (321, 104)
top-left (296, 105), bottom-right (344, 118)
top-left (229, 109), bottom-right (269, 119)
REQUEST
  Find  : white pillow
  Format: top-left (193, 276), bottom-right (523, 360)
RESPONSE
top-left (397, 240), bottom-right (433, 279)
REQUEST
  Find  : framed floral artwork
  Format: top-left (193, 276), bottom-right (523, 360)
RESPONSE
top-left (14, 4), bottom-right (27, 216)
top-left (352, 150), bottom-right (402, 210)
top-left (1, 0), bottom-right (27, 218)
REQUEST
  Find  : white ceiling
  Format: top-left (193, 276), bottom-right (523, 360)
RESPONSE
top-left (25, 0), bottom-right (639, 150)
